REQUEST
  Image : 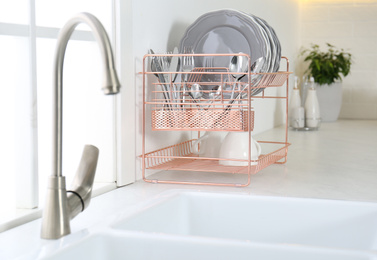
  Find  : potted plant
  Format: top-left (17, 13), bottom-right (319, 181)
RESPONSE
top-left (300, 43), bottom-right (352, 122)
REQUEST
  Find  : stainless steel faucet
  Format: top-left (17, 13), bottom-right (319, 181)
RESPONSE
top-left (41, 12), bottom-right (121, 239)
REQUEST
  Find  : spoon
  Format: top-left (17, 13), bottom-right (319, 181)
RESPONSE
top-left (209, 85), bottom-right (222, 99)
top-left (229, 53), bottom-right (248, 100)
top-left (190, 83), bottom-right (203, 99)
top-left (204, 85), bottom-right (222, 109)
top-left (244, 56), bottom-right (265, 97)
top-left (251, 57), bottom-right (265, 79)
top-left (227, 57), bottom-right (266, 106)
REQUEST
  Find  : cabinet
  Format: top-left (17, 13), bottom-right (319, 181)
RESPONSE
top-left (140, 53), bottom-right (291, 187)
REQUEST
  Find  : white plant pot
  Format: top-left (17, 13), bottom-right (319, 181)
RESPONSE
top-left (315, 82), bottom-right (342, 122)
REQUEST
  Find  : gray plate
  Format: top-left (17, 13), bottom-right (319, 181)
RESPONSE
top-left (179, 9), bottom-right (278, 98)
top-left (251, 14), bottom-right (281, 72)
top-left (179, 9), bottom-right (267, 68)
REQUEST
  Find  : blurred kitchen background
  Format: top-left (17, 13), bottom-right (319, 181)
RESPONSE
top-left (1, 0), bottom-right (376, 226)
top-left (299, 0), bottom-right (377, 119)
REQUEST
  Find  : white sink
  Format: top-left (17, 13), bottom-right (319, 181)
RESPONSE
top-left (41, 230), bottom-right (374, 260)
top-left (35, 191), bottom-right (377, 259)
top-left (112, 191), bottom-right (377, 251)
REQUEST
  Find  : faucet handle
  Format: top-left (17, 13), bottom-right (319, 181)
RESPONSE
top-left (41, 145), bottom-right (99, 239)
top-left (67, 145), bottom-right (99, 219)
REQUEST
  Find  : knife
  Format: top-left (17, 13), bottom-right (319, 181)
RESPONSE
top-left (169, 47), bottom-right (180, 83)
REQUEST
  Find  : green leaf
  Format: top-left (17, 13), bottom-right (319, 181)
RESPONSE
top-left (299, 43), bottom-right (352, 85)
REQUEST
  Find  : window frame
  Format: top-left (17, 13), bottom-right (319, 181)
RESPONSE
top-left (0, 0), bottom-right (134, 233)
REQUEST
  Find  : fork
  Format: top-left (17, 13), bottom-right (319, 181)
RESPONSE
top-left (160, 54), bottom-right (170, 83)
top-left (181, 46), bottom-right (194, 108)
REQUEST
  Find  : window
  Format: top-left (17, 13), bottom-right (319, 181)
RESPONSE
top-left (0, 0), bottom-right (125, 231)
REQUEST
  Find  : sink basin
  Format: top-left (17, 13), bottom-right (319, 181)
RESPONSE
top-left (41, 230), bottom-right (374, 260)
top-left (112, 191), bottom-right (377, 251)
top-left (34, 191), bottom-right (377, 260)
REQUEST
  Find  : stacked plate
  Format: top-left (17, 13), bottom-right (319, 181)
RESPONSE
top-left (179, 9), bottom-right (281, 96)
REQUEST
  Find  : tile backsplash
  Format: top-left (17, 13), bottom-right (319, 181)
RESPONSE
top-left (299, 0), bottom-right (377, 119)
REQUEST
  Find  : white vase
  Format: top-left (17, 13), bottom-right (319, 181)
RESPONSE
top-left (315, 82), bottom-right (342, 122)
top-left (305, 88), bottom-right (321, 128)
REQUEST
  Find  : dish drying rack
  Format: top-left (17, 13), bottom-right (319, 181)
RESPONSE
top-left (140, 53), bottom-right (291, 187)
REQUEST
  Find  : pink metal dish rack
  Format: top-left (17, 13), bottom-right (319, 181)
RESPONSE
top-left (140, 53), bottom-right (291, 187)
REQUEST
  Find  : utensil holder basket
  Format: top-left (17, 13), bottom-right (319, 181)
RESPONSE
top-left (140, 53), bottom-right (291, 187)
top-left (151, 109), bottom-right (253, 131)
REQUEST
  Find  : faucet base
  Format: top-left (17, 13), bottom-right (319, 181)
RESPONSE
top-left (41, 176), bottom-right (71, 239)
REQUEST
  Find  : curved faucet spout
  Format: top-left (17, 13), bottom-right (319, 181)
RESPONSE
top-left (53, 12), bottom-right (120, 178)
top-left (41, 13), bottom-right (121, 240)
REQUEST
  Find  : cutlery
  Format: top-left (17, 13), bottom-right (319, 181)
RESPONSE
top-left (229, 53), bottom-right (248, 101)
top-left (204, 85), bottom-right (222, 110)
top-left (160, 55), bottom-right (170, 83)
top-left (212, 57), bottom-right (265, 127)
top-left (190, 83), bottom-right (203, 99)
top-left (181, 46), bottom-right (195, 108)
top-left (149, 49), bottom-right (170, 107)
top-left (241, 56), bottom-right (265, 98)
top-left (209, 85), bottom-right (222, 99)
top-left (169, 47), bottom-right (180, 106)
top-left (230, 56), bottom-right (265, 102)
top-left (169, 47), bottom-right (180, 83)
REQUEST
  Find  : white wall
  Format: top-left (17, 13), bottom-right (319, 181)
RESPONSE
top-left (117, 0), bottom-right (300, 181)
top-left (299, 0), bottom-right (377, 119)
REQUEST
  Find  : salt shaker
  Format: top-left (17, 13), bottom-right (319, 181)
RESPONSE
top-left (304, 77), bottom-right (321, 128)
top-left (289, 76), bottom-right (304, 128)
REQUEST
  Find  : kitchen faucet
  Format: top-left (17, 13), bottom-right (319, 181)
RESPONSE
top-left (41, 12), bottom-right (120, 239)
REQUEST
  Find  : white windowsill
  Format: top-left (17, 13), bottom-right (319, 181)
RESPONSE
top-left (0, 182), bottom-right (117, 233)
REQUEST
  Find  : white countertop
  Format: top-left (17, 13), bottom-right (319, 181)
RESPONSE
top-left (249, 119), bottom-right (377, 202)
top-left (1, 120), bottom-right (376, 259)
